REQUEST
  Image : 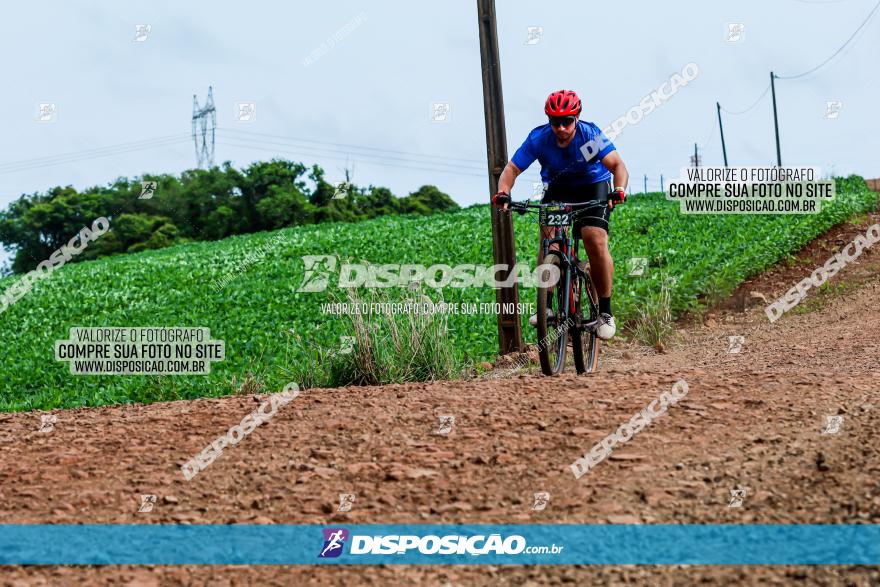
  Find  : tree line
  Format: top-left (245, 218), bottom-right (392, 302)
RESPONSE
top-left (0, 159), bottom-right (459, 274)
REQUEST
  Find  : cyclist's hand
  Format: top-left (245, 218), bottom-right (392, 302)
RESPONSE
top-left (608, 187), bottom-right (626, 209)
top-left (492, 191), bottom-right (511, 210)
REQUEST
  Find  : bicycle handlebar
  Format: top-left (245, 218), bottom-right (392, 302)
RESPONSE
top-left (506, 197), bottom-right (609, 215)
top-left (509, 199), bottom-right (607, 209)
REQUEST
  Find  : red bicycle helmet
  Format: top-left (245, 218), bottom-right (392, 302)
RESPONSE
top-left (544, 89), bottom-right (582, 116)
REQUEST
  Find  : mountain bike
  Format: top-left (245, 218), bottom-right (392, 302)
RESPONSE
top-left (508, 199), bottom-right (604, 375)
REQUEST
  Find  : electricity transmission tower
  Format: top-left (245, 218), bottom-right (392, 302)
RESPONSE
top-left (192, 86), bottom-right (216, 168)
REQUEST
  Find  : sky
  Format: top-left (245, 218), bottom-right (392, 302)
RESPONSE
top-left (1, 0), bottom-right (879, 264)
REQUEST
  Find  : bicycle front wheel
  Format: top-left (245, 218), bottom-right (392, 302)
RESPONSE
top-left (537, 255), bottom-right (568, 375)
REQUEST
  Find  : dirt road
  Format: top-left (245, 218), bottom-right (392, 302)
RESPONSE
top-left (1, 214), bottom-right (878, 586)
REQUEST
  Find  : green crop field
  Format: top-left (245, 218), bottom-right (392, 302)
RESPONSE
top-left (0, 176), bottom-right (875, 412)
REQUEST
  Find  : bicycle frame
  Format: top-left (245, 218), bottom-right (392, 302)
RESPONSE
top-left (541, 223), bottom-right (574, 320)
top-left (539, 204), bottom-right (599, 327)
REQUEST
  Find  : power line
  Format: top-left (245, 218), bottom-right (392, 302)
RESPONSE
top-left (219, 138), bottom-right (485, 178)
top-left (792, 0), bottom-right (851, 6)
top-left (218, 127), bottom-right (486, 167)
top-left (0, 135), bottom-right (192, 175)
top-left (777, 0), bottom-right (880, 79)
top-left (0, 129), bottom-right (486, 182)
top-left (0, 134), bottom-right (190, 170)
top-left (216, 133), bottom-right (485, 176)
top-left (217, 129), bottom-right (484, 171)
top-left (720, 84), bottom-right (771, 115)
top-left (697, 114), bottom-right (717, 150)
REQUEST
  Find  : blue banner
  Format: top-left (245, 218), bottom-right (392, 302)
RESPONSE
top-left (0, 524), bottom-right (877, 565)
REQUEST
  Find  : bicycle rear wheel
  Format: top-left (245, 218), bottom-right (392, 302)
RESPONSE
top-left (572, 271), bottom-right (600, 373)
top-left (537, 255), bottom-right (568, 375)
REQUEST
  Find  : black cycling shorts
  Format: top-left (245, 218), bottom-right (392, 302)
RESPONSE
top-left (541, 180), bottom-right (613, 235)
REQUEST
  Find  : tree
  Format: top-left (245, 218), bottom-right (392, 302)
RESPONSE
top-left (240, 159), bottom-right (308, 231)
top-left (0, 186), bottom-right (112, 272)
top-left (399, 185), bottom-right (459, 216)
top-left (95, 213), bottom-right (183, 255)
top-left (255, 186), bottom-right (315, 229)
top-left (359, 187), bottom-right (401, 218)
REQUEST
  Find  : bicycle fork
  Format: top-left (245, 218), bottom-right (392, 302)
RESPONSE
top-left (543, 231), bottom-right (574, 328)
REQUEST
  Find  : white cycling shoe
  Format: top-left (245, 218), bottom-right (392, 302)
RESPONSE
top-left (529, 309), bottom-right (554, 327)
top-left (591, 313), bottom-right (616, 340)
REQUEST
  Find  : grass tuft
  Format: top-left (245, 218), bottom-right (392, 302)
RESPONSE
top-left (284, 287), bottom-right (462, 388)
top-left (628, 278), bottom-right (677, 349)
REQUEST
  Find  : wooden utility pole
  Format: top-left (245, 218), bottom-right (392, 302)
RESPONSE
top-left (477, 0), bottom-right (523, 354)
top-left (770, 72), bottom-right (782, 166)
top-left (716, 102), bottom-right (729, 167)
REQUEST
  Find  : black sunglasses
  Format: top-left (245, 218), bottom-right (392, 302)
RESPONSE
top-left (549, 115), bottom-right (577, 127)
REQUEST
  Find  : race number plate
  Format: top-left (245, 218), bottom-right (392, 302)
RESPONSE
top-left (545, 211), bottom-right (570, 226)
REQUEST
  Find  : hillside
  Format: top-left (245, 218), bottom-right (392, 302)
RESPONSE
top-left (0, 176), bottom-right (875, 411)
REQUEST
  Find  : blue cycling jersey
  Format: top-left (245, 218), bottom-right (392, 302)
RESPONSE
top-left (511, 121), bottom-right (615, 188)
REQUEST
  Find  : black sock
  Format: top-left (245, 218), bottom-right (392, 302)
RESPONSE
top-left (599, 297), bottom-right (612, 316)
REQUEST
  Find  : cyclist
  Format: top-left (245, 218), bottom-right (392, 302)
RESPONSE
top-left (492, 89), bottom-right (629, 340)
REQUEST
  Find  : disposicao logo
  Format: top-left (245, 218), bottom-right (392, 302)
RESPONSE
top-left (318, 528), bottom-right (349, 558)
